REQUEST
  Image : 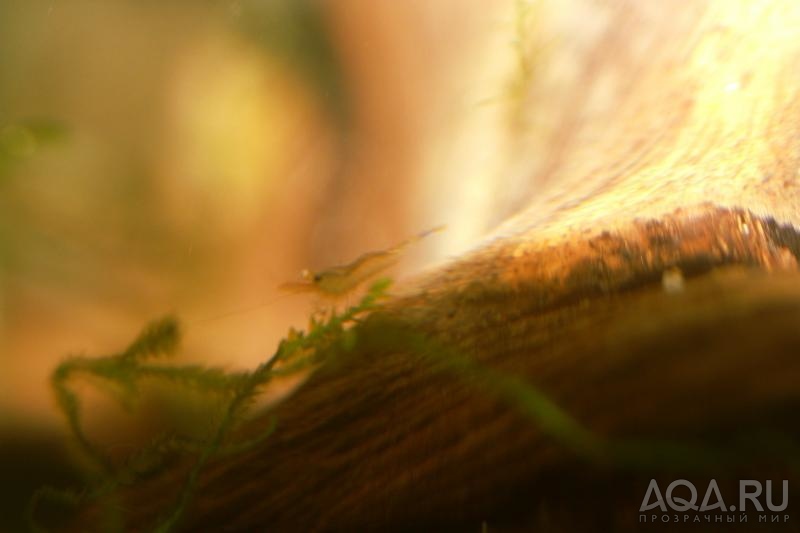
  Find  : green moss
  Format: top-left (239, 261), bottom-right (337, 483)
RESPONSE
top-left (0, 118), bottom-right (69, 178)
top-left (30, 278), bottom-right (392, 532)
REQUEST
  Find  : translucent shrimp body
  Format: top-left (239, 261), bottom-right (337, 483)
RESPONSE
top-left (280, 226), bottom-right (445, 298)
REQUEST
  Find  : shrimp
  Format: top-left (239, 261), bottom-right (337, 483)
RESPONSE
top-left (280, 225), bottom-right (445, 298)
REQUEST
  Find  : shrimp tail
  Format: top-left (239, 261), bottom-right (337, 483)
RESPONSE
top-left (392, 224), bottom-right (447, 252)
top-left (417, 224), bottom-right (446, 240)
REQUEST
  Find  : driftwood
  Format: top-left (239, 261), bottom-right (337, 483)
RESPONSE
top-left (80, 0), bottom-right (800, 531)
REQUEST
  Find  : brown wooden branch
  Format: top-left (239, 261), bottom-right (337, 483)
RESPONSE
top-left (108, 208), bottom-right (800, 532)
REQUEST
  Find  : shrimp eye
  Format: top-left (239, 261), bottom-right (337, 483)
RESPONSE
top-left (313, 273), bottom-right (323, 282)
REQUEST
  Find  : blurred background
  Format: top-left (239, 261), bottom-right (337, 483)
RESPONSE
top-left (0, 0), bottom-right (564, 528)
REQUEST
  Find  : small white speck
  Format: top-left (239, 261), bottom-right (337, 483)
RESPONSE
top-left (741, 222), bottom-right (750, 236)
top-left (724, 81), bottom-right (740, 92)
top-left (662, 267), bottom-right (684, 293)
